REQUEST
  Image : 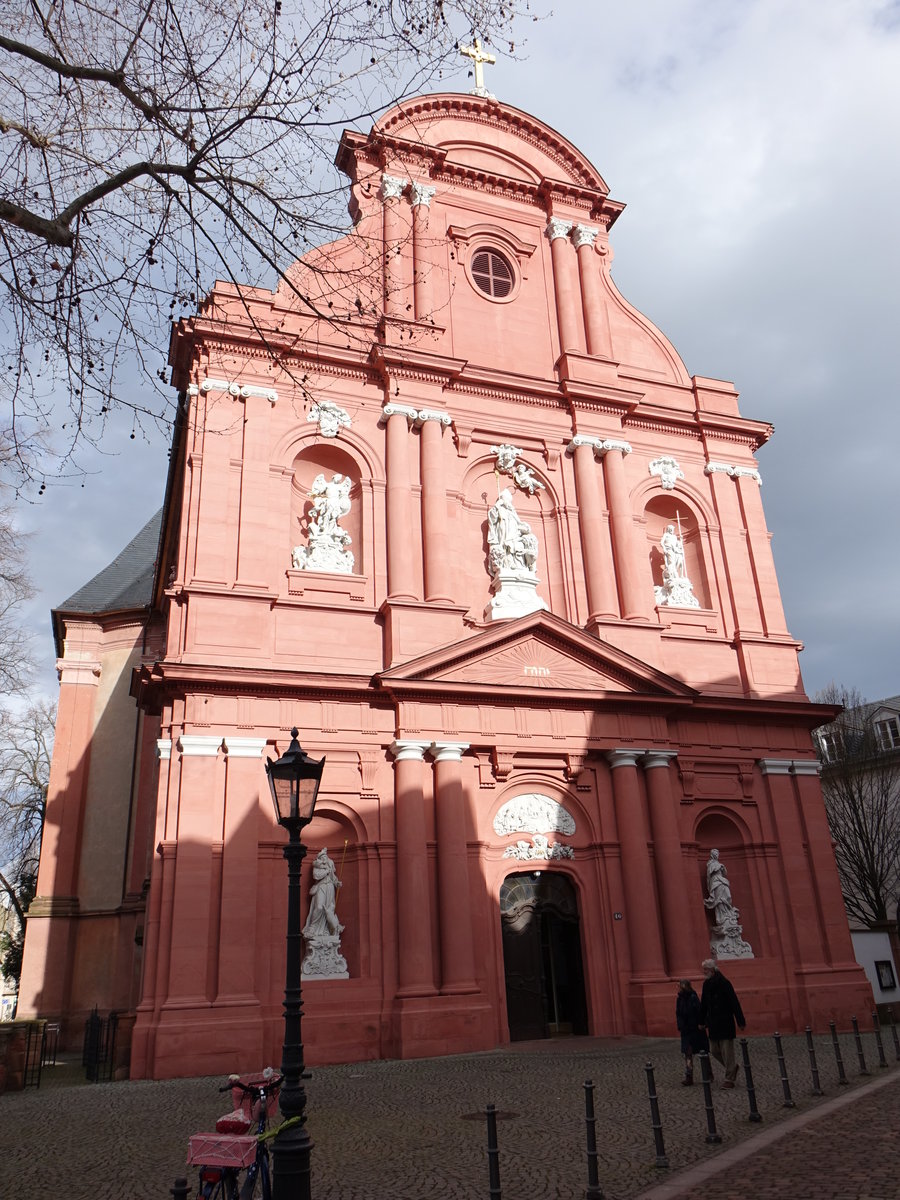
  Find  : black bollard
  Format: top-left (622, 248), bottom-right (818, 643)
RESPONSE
top-left (851, 1016), bottom-right (870, 1075)
top-left (739, 1039), bottom-right (762, 1122)
top-left (804, 1027), bottom-right (824, 1096)
top-left (829, 1020), bottom-right (848, 1085)
top-left (888, 1008), bottom-right (900, 1062)
top-left (773, 1032), bottom-right (795, 1108)
top-left (872, 1011), bottom-right (888, 1069)
top-left (583, 1080), bottom-right (606, 1200)
top-left (698, 1052), bottom-right (722, 1144)
top-left (170, 1180), bottom-right (190, 1200)
top-left (485, 1103), bottom-right (502, 1200)
top-left (644, 1062), bottom-right (669, 1169)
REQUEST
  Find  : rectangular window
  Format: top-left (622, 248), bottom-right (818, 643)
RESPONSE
top-left (876, 960), bottom-right (897, 990)
top-left (874, 717), bottom-right (900, 752)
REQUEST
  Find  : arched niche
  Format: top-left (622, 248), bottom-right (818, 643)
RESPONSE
top-left (643, 495), bottom-right (711, 610)
top-left (289, 443), bottom-right (363, 574)
top-left (302, 810), bottom-right (361, 979)
top-left (694, 813), bottom-right (758, 957)
top-left (458, 456), bottom-right (564, 620)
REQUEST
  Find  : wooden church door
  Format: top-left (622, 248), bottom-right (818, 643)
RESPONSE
top-left (500, 872), bottom-right (588, 1041)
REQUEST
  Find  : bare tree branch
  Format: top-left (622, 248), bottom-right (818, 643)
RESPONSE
top-left (0, 0), bottom-right (527, 486)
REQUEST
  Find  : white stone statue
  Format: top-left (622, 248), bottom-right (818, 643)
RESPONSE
top-left (484, 488), bottom-right (548, 620)
top-left (493, 794), bottom-right (577, 837)
top-left (292, 473), bottom-right (355, 574)
top-left (654, 523), bottom-right (700, 608)
top-left (302, 848), bottom-right (349, 979)
top-left (703, 849), bottom-right (753, 960)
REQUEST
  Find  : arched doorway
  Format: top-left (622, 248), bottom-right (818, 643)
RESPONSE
top-left (500, 872), bottom-right (588, 1041)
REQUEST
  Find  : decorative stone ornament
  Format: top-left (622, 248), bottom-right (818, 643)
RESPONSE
top-left (545, 217), bottom-right (573, 242)
top-left (649, 456), bottom-right (684, 490)
top-left (484, 488), bottom-right (548, 621)
top-left (379, 174), bottom-right (406, 202)
top-left (490, 443), bottom-right (545, 494)
top-left (292, 473), bottom-right (355, 574)
top-left (704, 849), bottom-right (753, 960)
top-left (308, 399), bottom-right (351, 438)
top-left (493, 793), bottom-right (577, 836)
top-left (409, 181), bottom-right (436, 208)
top-left (503, 835), bottom-right (574, 861)
top-left (301, 848), bottom-right (349, 979)
top-left (654, 524), bottom-right (700, 609)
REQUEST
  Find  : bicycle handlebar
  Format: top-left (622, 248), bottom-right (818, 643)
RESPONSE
top-left (219, 1073), bottom-right (284, 1095)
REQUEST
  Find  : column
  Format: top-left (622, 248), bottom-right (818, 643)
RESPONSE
top-left (569, 436), bottom-right (618, 619)
top-left (417, 408), bottom-right (454, 602)
top-left (165, 734), bottom-right (222, 1004)
top-left (381, 174), bottom-right (408, 318)
top-left (607, 750), bottom-right (666, 977)
top-left (642, 753), bottom-right (696, 975)
top-left (390, 740), bottom-right (437, 996)
top-left (759, 759), bottom-right (826, 966)
top-left (383, 404), bottom-right (419, 599)
top-left (546, 218), bottom-right (584, 355)
top-left (600, 440), bottom-right (646, 620)
top-left (235, 391), bottom-right (276, 589)
top-left (217, 737), bottom-right (267, 1002)
top-left (192, 382), bottom-right (237, 584)
top-left (734, 471), bottom-right (791, 637)
top-left (431, 741), bottom-right (478, 994)
top-left (572, 224), bottom-right (613, 358)
top-left (791, 761), bottom-right (858, 966)
top-left (410, 181), bottom-right (436, 322)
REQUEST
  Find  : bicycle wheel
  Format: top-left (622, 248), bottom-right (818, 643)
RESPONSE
top-left (238, 1150), bottom-right (271, 1200)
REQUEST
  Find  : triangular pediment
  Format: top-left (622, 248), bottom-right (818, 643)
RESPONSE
top-left (377, 612), bottom-right (696, 699)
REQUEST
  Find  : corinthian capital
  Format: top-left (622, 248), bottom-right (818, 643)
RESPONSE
top-left (409, 181), bottom-right (436, 208)
top-left (571, 224), bottom-right (599, 250)
top-left (379, 174), bottom-right (406, 203)
top-left (545, 217), bottom-right (573, 242)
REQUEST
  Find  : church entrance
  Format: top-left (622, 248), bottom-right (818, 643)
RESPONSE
top-left (500, 872), bottom-right (588, 1041)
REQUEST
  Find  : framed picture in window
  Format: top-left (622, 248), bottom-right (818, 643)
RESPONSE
top-left (875, 960), bottom-right (896, 990)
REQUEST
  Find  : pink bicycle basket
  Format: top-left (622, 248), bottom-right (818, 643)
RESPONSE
top-left (187, 1133), bottom-right (258, 1169)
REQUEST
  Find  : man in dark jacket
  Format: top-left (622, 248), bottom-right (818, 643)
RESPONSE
top-left (698, 958), bottom-right (746, 1087)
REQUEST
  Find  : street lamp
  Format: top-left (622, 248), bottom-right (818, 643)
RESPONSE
top-left (265, 727), bottom-right (325, 1200)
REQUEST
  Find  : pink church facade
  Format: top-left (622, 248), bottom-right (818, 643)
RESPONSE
top-left (20, 92), bottom-right (871, 1078)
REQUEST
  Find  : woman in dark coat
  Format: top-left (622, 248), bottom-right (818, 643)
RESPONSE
top-left (675, 979), bottom-right (708, 1084)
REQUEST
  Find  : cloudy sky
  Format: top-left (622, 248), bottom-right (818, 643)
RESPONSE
top-left (17, 0), bottom-right (900, 704)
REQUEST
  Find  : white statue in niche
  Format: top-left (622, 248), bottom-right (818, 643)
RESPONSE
top-left (654, 523), bottom-right (700, 609)
top-left (291, 473), bottom-right (355, 574)
top-left (703, 849), bottom-right (753, 960)
top-left (484, 489), bottom-right (548, 620)
top-left (302, 848), bottom-right (349, 979)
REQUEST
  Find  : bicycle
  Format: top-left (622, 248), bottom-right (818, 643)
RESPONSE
top-left (187, 1067), bottom-right (283, 1200)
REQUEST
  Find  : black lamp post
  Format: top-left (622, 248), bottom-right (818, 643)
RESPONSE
top-left (265, 727), bottom-right (325, 1200)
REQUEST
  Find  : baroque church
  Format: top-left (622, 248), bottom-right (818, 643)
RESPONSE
top-left (19, 71), bottom-right (872, 1078)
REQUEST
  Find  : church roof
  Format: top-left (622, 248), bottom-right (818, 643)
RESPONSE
top-left (57, 509), bottom-right (162, 616)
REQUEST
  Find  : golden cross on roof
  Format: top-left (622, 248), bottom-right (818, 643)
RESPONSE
top-left (459, 37), bottom-right (496, 95)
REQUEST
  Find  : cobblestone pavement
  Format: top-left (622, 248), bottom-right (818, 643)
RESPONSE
top-left (2, 1029), bottom-right (897, 1200)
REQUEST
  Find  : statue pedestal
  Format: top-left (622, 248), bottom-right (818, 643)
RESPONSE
top-left (301, 934), bottom-right (349, 980)
top-left (485, 573), bottom-right (548, 621)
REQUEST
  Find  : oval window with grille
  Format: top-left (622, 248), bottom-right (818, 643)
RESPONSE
top-left (470, 249), bottom-right (515, 299)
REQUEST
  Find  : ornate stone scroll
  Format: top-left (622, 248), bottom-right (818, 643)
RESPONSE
top-left (484, 488), bottom-right (548, 620)
top-left (307, 399), bottom-right (351, 438)
top-left (302, 848), bottom-right (349, 979)
top-left (654, 524), bottom-right (700, 609)
top-left (649, 456), bottom-right (684, 490)
top-left (703, 849), bottom-right (753, 960)
top-left (292, 473), bottom-right (355, 574)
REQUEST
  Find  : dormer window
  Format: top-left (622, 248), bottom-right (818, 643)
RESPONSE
top-left (875, 715), bottom-right (900, 752)
top-left (471, 249), bottom-right (514, 299)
